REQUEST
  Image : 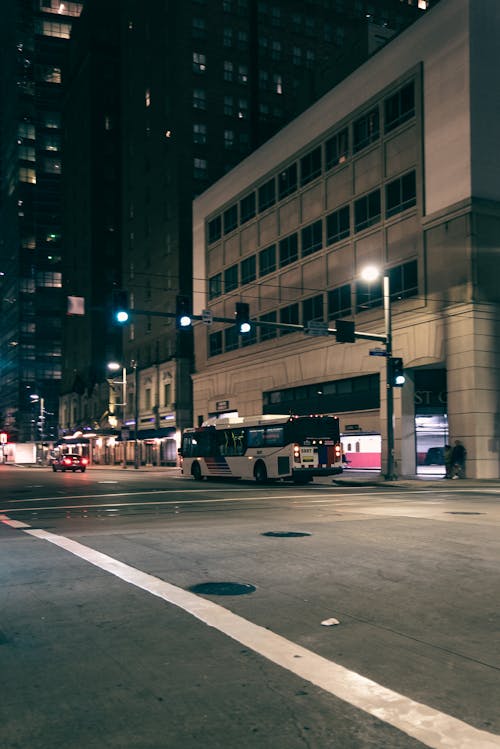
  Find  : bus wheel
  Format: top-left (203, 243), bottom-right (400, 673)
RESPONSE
top-left (254, 462), bottom-right (267, 484)
top-left (192, 462), bottom-right (203, 481)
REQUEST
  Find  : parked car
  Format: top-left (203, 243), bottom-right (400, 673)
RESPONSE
top-left (52, 454), bottom-right (88, 472)
top-left (424, 446), bottom-right (444, 465)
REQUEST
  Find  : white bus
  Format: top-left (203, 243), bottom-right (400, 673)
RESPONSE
top-left (180, 414), bottom-right (343, 483)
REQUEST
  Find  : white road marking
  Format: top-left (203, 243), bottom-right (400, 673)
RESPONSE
top-left (2, 517), bottom-right (499, 749)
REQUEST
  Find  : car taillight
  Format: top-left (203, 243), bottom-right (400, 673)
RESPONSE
top-left (293, 443), bottom-right (301, 463)
top-left (63, 458), bottom-right (72, 465)
top-left (81, 458), bottom-right (88, 465)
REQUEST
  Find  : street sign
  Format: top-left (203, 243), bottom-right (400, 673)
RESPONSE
top-left (305, 320), bottom-right (329, 336)
top-left (369, 348), bottom-right (387, 356)
top-left (201, 309), bottom-right (213, 325)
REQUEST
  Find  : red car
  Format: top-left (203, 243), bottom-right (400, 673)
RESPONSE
top-left (52, 454), bottom-right (88, 473)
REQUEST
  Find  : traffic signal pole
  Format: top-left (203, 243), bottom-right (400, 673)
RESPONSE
top-left (384, 274), bottom-right (397, 481)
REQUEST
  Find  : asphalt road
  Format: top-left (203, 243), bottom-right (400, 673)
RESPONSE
top-left (1, 465), bottom-right (499, 749)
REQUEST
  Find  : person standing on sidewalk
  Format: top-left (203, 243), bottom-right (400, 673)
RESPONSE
top-left (451, 440), bottom-right (467, 479)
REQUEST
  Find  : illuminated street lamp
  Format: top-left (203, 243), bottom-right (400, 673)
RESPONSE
top-left (107, 361), bottom-right (127, 468)
top-left (360, 266), bottom-right (397, 480)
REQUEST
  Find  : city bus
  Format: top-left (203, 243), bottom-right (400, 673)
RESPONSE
top-left (180, 414), bottom-right (343, 483)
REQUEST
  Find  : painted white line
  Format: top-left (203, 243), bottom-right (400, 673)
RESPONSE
top-left (12, 523), bottom-right (500, 749)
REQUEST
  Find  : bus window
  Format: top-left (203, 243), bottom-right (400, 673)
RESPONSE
top-left (217, 428), bottom-right (246, 456)
top-left (265, 426), bottom-right (284, 446)
top-left (247, 428), bottom-right (265, 447)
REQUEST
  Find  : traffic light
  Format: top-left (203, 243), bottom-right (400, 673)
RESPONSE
top-left (176, 294), bottom-right (192, 329)
top-left (335, 320), bottom-right (355, 343)
top-left (235, 302), bottom-right (251, 334)
top-left (389, 357), bottom-right (405, 387)
top-left (112, 289), bottom-right (130, 324)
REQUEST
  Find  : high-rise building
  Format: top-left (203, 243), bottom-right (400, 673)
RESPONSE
top-left (0, 0), bottom-right (83, 442)
top-left (58, 0), bottom-right (433, 464)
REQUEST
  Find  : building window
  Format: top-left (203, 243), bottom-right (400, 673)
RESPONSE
top-left (353, 107), bottom-right (379, 153)
top-left (300, 146), bottom-right (322, 185)
top-left (43, 112), bottom-right (61, 128)
top-left (384, 81), bottom-right (415, 133)
top-left (354, 189), bottom-right (381, 232)
top-left (145, 88), bottom-right (151, 107)
top-left (224, 95), bottom-right (234, 115)
top-left (325, 128), bottom-right (349, 169)
top-left (389, 260), bottom-right (418, 301)
top-left (224, 129), bottom-right (235, 149)
top-left (209, 273), bottom-right (222, 299)
top-left (280, 303), bottom-right (299, 335)
top-left (193, 123), bottom-right (207, 143)
top-left (326, 205), bottom-right (350, 244)
top-left (237, 98), bottom-right (248, 119)
top-left (223, 28), bottom-right (233, 47)
top-left (209, 331), bottom-right (223, 357)
top-left (240, 255), bottom-right (256, 285)
top-left (19, 146), bottom-right (35, 161)
top-left (18, 123), bottom-right (35, 139)
top-left (271, 41), bottom-right (281, 60)
top-left (240, 192), bottom-right (256, 223)
top-left (36, 20), bottom-right (71, 38)
top-left (238, 64), bottom-right (248, 84)
top-left (43, 157), bottom-right (61, 174)
top-left (224, 264), bottom-right (239, 293)
top-left (273, 73), bottom-right (283, 94)
top-left (19, 167), bottom-right (36, 184)
top-left (328, 284), bottom-right (351, 319)
top-left (259, 244), bottom-right (276, 276)
top-left (355, 277), bottom-right (382, 311)
top-left (163, 383), bottom-right (171, 407)
top-left (303, 294), bottom-right (324, 324)
top-left (192, 17), bottom-right (206, 38)
top-left (223, 60), bottom-right (233, 81)
top-left (241, 325), bottom-right (257, 347)
top-left (386, 170), bottom-right (417, 217)
top-left (259, 70), bottom-right (269, 90)
top-left (237, 30), bottom-right (248, 48)
top-left (36, 271), bottom-right (62, 288)
top-left (259, 311), bottom-right (277, 341)
top-left (225, 326), bottom-right (239, 352)
top-left (208, 216), bottom-right (221, 244)
top-left (278, 163), bottom-right (297, 199)
top-left (258, 178), bottom-right (275, 211)
top-left (193, 88), bottom-right (206, 109)
top-left (37, 65), bottom-right (61, 83)
top-left (223, 204), bottom-right (238, 233)
top-left (193, 157), bottom-right (207, 179)
top-left (305, 49), bottom-right (315, 68)
top-left (279, 233), bottom-right (298, 268)
top-left (193, 52), bottom-right (206, 73)
top-left (301, 220), bottom-right (323, 257)
top-left (292, 46), bottom-right (302, 65)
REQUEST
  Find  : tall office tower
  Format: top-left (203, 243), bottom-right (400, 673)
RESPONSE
top-left (60, 0), bottom-right (434, 462)
top-left (0, 0), bottom-right (83, 442)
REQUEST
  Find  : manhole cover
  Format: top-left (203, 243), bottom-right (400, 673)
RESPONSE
top-left (445, 511), bottom-right (484, 515)
top-left (188, 582), bottom-right (256, 596)
top-left (261, 531), bottom-right (311, 538)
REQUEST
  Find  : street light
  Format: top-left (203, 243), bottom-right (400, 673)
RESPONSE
top-left (107, 361), bottom-right (127, 469)
top-left (360, 265), bottom-right (397, 480)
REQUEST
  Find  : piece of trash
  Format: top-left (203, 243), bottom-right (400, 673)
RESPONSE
top-left (321, 617), bottom-right (340, 626)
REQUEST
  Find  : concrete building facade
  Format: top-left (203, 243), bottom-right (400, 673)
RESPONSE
top-left (192, 0), bottom-right (500, 479)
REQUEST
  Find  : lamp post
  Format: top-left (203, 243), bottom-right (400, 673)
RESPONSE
top-left (107, 362), bottom-right (127, 468)
top-left (132, 359), bottom-right (139, 469)
top-left (361, 266), bottom-right (396, 480)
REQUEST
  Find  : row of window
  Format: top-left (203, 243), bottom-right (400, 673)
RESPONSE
top-left (263, 373), bottom-right (380, 408)
top-left (207, 80), bottom-right (415, 243)
top-left (208, 260), bottom-right (418, 357)
top-left (208, 171), bottom-right (416, 298)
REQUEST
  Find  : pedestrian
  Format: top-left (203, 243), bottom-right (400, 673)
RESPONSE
top-left (451, 440), bottom-right (466, 479)
top-left (444, 444), bottom-right (453, 479)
